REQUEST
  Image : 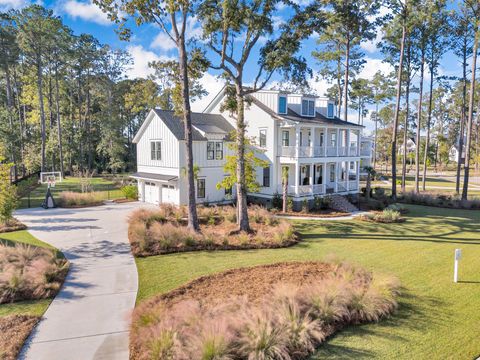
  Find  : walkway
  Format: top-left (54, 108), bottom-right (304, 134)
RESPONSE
top-left (15, 202), bottom-right (145, 360)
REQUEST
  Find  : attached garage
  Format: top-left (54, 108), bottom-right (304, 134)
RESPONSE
top-left (130, 172), bottom-right (179, 205)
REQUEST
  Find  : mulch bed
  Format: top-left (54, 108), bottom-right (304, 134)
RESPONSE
top-left (112, 198), bottom-right (136, 204)
top-left (144, 262), bottom-right (334, 308)
top-left (58, 202), bottom-right (104, 208)
top-left (0, 219), bottom-right (27, 233)
top-left (0, 315), bottom-right (39, 360)
top-left (278, 210), bottom-right (351, 218)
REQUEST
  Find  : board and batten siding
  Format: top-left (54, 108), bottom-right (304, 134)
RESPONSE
top-left (136, 113), bottom-right (180, 174)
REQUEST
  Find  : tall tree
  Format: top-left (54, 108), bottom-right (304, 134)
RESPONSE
top-left (15, 5), bottom-right (62, 172)
top-left (421, 0), bottom-right (449, 191)
top-left (94, 0), bottom-right (205, 232)
top-left (319, 0), bottom-right (381, 122)
top-left (198, 0), bottom-right (319, 231)
top-left (462, 0), bottom-right (480, 200)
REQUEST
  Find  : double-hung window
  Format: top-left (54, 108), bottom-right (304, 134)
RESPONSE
top-left (263, 166), bottom-right (270, 187)
top-left (207, 141), bottom-right (223, 160)
top-left (301, 99), bottom-right (315, 117)
top-left (197, 179), bottom-right (205, 198)
top-left (259, 129), bottom-right (267, 148)
top-left (282, 131), bottom-right (290, 146)
top-left (150, 141), bottom-right (162, 160)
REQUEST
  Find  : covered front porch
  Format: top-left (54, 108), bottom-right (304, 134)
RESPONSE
top-left (278, 160), bottom-right (360, 197)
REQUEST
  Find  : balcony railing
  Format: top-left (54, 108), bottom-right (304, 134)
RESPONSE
top-left (360, 148), bottom-right (371, 156)
top-left (349, 145), bottom-right (358, 156)
top-left (278, 184), bottom-right (326, 196)
top-left (279, 145), bottom-right (361, 158)
top-left (326, 146), bottom-right (337, 156)
top-left (338, 146), bottom-right (347, 156)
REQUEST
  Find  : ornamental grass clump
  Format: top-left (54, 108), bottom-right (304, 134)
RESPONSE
top-left (58, 191), bottom-right (104, 207)
top-left (130, 262), bottom-right (400, 360)
top-left (127, 205), bottom-right (297, 257)
top-left (360, 209), bottom-right (404, 223)
top-left (0, 243), bottom-right (68, 304)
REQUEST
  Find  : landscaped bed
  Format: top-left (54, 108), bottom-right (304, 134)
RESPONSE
top-left (0, 240), bottom-right (68, 360)
top-left (128, 205), bottom-right (297, 257)
top-left (131, 261), bottom-right (400, 359)
top-left (0, 218), bottom-right (27, 233)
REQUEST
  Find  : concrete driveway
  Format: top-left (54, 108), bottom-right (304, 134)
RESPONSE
top-left (15, 202), bottom-right (145, 360)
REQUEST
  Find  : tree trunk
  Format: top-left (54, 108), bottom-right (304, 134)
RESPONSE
top-left (401, 73), bottom-right (411, 193)
top-left (456, 38), bottom-right (467, 194)
top-left (343, 35), bottom-right (350, 122)
top-left (422, 59), bottom-right (435, 191)
top-left (235, 81), bottom-right (250, 232)
top-left (36, 57), bottom-right (47, 173)
top-left (178, 35), bottom-right (200, 232)
top-left (391, 22), bottom-right (406, 201)
top-left (55, 63), bottom-right (65, 177)
top-left (373, 99), bottom-right (378, 170)
top-left (282, 167), bottom-right (288, 213)
top-left (462, 28), bottom-right (479, 200)
top-left (414, 49), bottom-right (425, 193)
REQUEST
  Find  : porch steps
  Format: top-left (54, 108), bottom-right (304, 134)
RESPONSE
top-left (328, 195), bottom-right (359, 213)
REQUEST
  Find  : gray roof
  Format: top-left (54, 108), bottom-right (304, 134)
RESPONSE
top-left (250, 97), bottom-right (363, 128)
top-left (153, 109), bottom-right (234, 141)
top-left (130, 172), bottom-right (178, 182)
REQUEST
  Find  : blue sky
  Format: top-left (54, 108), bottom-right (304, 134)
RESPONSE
top-left (0, 0), bottom-right (466, 133)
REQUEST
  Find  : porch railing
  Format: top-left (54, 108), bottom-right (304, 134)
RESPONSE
top-left (326, 146), bottom-right (337, 156)
top-left (337, 181), bottom-right (347, 192)
top-left (348, 182), bottom-right (358, 191)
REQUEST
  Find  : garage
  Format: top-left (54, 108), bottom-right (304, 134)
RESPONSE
top-left (161, 184), bottom-right (176, 204)
top-left (144, 182), bottom-right (159, 204)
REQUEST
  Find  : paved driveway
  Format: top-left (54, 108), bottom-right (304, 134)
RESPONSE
top-left (15, 202), bottom-right (145, 360)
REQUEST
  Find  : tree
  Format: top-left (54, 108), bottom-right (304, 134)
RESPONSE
top-left (349, 78), bottom-right (373, 125)
top-left (282, 165), bottom-right (289, 213)
top-left (15, 5), bottom-right (63, 172)
top-left (421, 0), bottom-right (449, 191)
top-left (94, 0), bottom-right (206, 232)
top-left (385, 0), bottom-right (410, 200)
top-left (462, 0), bottom-right (480, 200)
top-left (320, 0), bottom-right (381, 122)
top-left (198, 0), bottom-right (318, 231)
top-left (363, 165), bottom-right (376, 200)
top-left (0, 161), bottom-right (18, 224)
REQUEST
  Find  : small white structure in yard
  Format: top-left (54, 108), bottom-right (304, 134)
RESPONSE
top-left (449, 144), bottom-right (465, 164)
top-left (132, 88), bottom-right (368, 208)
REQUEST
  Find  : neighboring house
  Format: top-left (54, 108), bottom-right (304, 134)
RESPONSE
top-left (449, 144), bottom-right (465, 163)
top-left (132, 88), bottom-right (366, 207)
top-left (359, 137), bottom-right (374, 177)
top-left (398, 138), bottom-right (416, 155)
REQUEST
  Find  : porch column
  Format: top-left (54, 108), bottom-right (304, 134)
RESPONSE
top-left (322, 162), bottom-right (327, 193)
top-left (346, 129), bottom-right (351, 156)
top-left (357, 130), bottom-right (361, 156)
top-left (323, 127), bottom-right (327, 157)
top-left (334, 162), bottom-right (338, 193)
top-left (140, 180), bottom-right (145, 202)
top-left (309, 163), bottom-right (314, 187)
top-left (311, 127), bottom-right (316, 157)
top-left (295, 125), bottom-right (300, 158)
top-left (356, 160), bottom-right (360, 188)
top-left (294, 161), bottom-right (300, 196)
top-left (346, 161), bottom-right (350, 192)
top-left (336, 128), bottom-right (340, 156)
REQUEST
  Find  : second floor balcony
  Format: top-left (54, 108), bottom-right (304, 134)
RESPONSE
top-left (279, 144), bottom-right (359, 158)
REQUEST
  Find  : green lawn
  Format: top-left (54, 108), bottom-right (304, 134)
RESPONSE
top-left (18, 176), bottom-right (124, 208)
top-left (0, 231), bottom-right (61, 318)
top-left (135, 205), bottom-right (480, 359)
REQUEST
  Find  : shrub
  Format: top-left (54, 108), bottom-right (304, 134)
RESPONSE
top-left (360, 209), bottom-right (403, 224)
top-left (386, 203), bottom-right (408, 214)
top-left (58, 192), bottom-right (103, 207)
top-left (0, 163), bottom-right (18, 225)
top-left (302, 199), bottom-right (309, 213)
top-left (121, 185), bottom-right (138, 200)
top-left (0, 243), bottom-right (68, 304)
top-left (399, 191), bottom-right (480, 210)
top-left (272, 192), bottom-right (282, 210)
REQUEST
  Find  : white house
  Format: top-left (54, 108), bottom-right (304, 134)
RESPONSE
top-left (449, 144), bottom-right (465, 163)
top-left (132, 88), bottom-right (366, 208)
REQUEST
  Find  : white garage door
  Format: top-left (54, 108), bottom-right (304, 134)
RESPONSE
top-left (162, 185), bottom-right (176, 204)
top-left (144, 182), bottom-right (159, 204)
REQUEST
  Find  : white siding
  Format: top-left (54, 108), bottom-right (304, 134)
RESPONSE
top-left (136, 113), bottom-right (180, 171)
top-left (251, 91), bottom-right (279, 113)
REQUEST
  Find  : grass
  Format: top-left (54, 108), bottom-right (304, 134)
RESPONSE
top-left (17, 176), bottom-right (124, 209)
top-left (135, 205), bottom-right (480, 359)
top-left (0, 230), bottom-right (54, 249)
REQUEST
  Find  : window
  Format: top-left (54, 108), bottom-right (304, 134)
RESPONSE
top-left (278, 96), bottom-right (287, 114)
top-left (197, 179), bottom-right (205, 198)
top-left (207, 141), bottom-right (223, 160)
top-left (302, 99), bottom-right (315, 117)
top-left (331, 133), bottom-right (337, 147)
top-left (327, 103), bottom-right (334, 118)
top-left (150, 141), bottom-right (162, 160)
top-left (259, 129), bottom-right (267, 148)
top-left (329, 164), bottom-right (335, 182)
top-left (215, 142), bottom-right (223, 160)
top-left (282, 131), bottom-right (290, 146)
top-left (263, 166), bottom-right (270, 187)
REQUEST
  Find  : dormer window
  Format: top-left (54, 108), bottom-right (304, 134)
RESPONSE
top-left (327, 103), bottom-right (334, 118)
top-left (301, 98), bottom-right (315, 117)
top-left (278, 95), bottom-right (287, 114)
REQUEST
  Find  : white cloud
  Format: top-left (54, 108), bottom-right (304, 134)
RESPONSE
top-left (125, 45), bottom-right (174, 79)
top-left (191, 72), bottom-right (225, 112)
top-left (360, 30), bottom-right (383, 54)
top-left (358, 57), bottom-right (393, 80)
top-left (0, 0), bottom-right (29, 10)
top-left (62, 0), bottom-right (110, 25)
top-left (151, 32), bottom-right (176, 52)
